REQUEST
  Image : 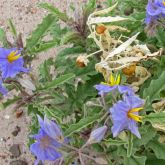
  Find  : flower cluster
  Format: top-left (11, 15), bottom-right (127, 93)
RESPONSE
top-left (145, 0), bottom-right (165, 25)
top-left (95, 74), bottom-right (134, 95)
top-left (0, 47), bottom-right (29, 95)
top-left (95, 74), bottom-right (145, 138)
top-left (145, 0), bottom-right (165, 36)
top-left (30, 115), bottom-right (66, 165)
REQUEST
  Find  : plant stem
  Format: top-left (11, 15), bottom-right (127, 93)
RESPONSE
top-left (86, 50), bottom-right (102, 58)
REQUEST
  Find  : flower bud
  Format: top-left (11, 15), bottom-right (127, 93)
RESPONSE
top-left (76, 55), bottom-right (89, 68)
top-left (96, 25), bottom-right (107, 34)
top-left (17, 78), bottom-right (36, 91)
top-left (87, 126), bottom-right (107, 144)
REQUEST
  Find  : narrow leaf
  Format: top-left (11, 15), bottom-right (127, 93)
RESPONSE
top-left (127, 132), bottom-right (133, 157)
top-left (147, 140), bottom-right (165, 160)
top-left (144, 112), bottom-right (165, 123)
top-left (0, 28), bottom-right (10, 47)
top-left (31, 40), bottom-right (58, 53)
top-left (61, 32), bottom-right (83, 45)
top-left (84, 0), bottom-right (96, 17)
top-left (124, 156), bottom-right (147, 165)
top-left (39, 3), bottom-right (70, 22)
top-left (8, 19), bottom-right (17, 37)
top-left (64, 114), bottom-right (100, 137)
top-left (143, 71), bottom-right (165, 102)
top-left (39, 73), bottom-right (75, 90)
top-left (26, 14), bottom-right (56, 51)
top-left (104, 138), bottom-right (126, 146)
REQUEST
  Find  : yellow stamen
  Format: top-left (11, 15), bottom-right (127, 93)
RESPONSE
top-left (101, 74), bottom-right (121, 86)
top-left (127, 107), bottom-right (143, 122)
top-left (129, 107), bottom-right (143, 113)
top-left (163, 0), bottom-right (165, 6)
top-left (128, 113), bottom-right (142, 122)
top-left (7, 51), bottom-right (20, 63)
top-left (110, 74), bottom-right (115, 86)
top-left (115, 74), bottom-right (121, 85)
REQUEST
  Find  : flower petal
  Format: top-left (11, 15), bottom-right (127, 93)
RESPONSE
top-left (124, 95), bottom-right (144, 109)
top-left (118, 85), bottom-right (134, 95)
top-left (111, 121), bottom-right (127, 137)
top-left (128, 119), bottom-right (141, 138)
top-left (95, 84), bottom-right (116, 95)
top-left (43, 116), bottom-right (63, 141)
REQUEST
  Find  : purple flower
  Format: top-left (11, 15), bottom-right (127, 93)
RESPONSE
top-left (110, 95), bottom-right (144, 138)
top-left (0, 79), bottom-right (7, 95)
top-left (30, 116), bottom-right (65, 164)
top-left (145, 0), bottom-right (165, 25)
top-left (95, 74), bottom-right (134, 95)
top-left (87, 126), bottom-right (107, 144)
top-left (30, 129), bottom-right (62, 165)
top-left (95, 84), bottom-right (134, 95)
top-left (38, 115), bottom-right (64, 142)
top-left (0, 48), bottom-right (29, 78)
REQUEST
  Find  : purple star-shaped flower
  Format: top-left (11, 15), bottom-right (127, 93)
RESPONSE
top-left (110, 95), bottom-right (144, 138)
top-left (0, 48), bottom-right (29, 78)
top-left (145, 0), bottom-right (165, 25)
top-left (95, 84), bottom-right (134, 96)
top-left (30, 129), bottom-right (62, 165)
top-left (30, 116), bottom-right (65, 164)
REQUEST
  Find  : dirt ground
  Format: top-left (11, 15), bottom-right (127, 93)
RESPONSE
top-left (0, 0), bottom-right (103, 164)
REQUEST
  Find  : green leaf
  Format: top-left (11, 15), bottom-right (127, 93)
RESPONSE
top-left (156, 28), bottom-right (165, 48)
top-left (64, 114), bottom-right (100, 137)
top-left (0, 28), bottom-right (10, 47)
top-left (39, 73), bottom-right (75, 90)
top-left (117, 147), bottom-right (146, 165)
top-left (30, 40), bottom-right (58, 53)
top-left (26, 14), bottom-right (56, 52)
top-left (147, 140), bottom-right (165, 160)
top-left (39, 3), bottom-right (70, 22)
top-left (127, 132), bottom-right (133, 157)
top-left (106, 0), bottom-right (113, 6)
top-left (133, 125), bottom-right (156, 147)
top-left (146, 157), bottom-right (165, 165)
top-left (2, 97), bottom-right (20, 109)
top-left (8, 19), bottom-right (17, 37)
top-left (104, 138), bottom-right (126, 146)
top-left (39, 58), bottom-right (54, 82)
top-left (124, 156), bottom-right (147, 165)
top-left (84, 0), bottom-right (96, 17)
top-left (144, 112), bottom-right (165, 124)
top-left (61, 31), bottom-right (83, 45)
top-left (41, 106), bottom-right (64, 123)
top-left (143, 71), bottom-right (165, 102)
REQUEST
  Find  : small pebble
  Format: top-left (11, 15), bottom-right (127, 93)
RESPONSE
top-left (16, 109), bottom-right (23, 118)
top-left (11, 126), bottom-right (21, 137)
top-left (9, 144), bottom-right (21, 157)
top-left (9, 160), bottom-right (28, 165)
top-left (4, 115), bottom-right (10, 119)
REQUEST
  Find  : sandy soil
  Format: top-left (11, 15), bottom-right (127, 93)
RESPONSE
top-left (0, 0), bottom-right (103, 164)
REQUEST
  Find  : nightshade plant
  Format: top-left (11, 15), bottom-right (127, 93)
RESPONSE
top-left (1, 0), bottom-right (165, 165)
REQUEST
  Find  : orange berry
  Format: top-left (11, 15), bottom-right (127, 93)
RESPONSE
top-left (96, 25), bottom-right (107, 34)
top-left (122, 64), bottom-right (136, 76)
top-left (76, 55), bottom-right (89, 68)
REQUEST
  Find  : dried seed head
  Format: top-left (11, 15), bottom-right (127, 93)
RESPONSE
top-left (96, 25), bottom-right (107, 34)
top-left (122, 64), bottom-right (136, 76)
top-left (76, 55), bottom-right (89, 67)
